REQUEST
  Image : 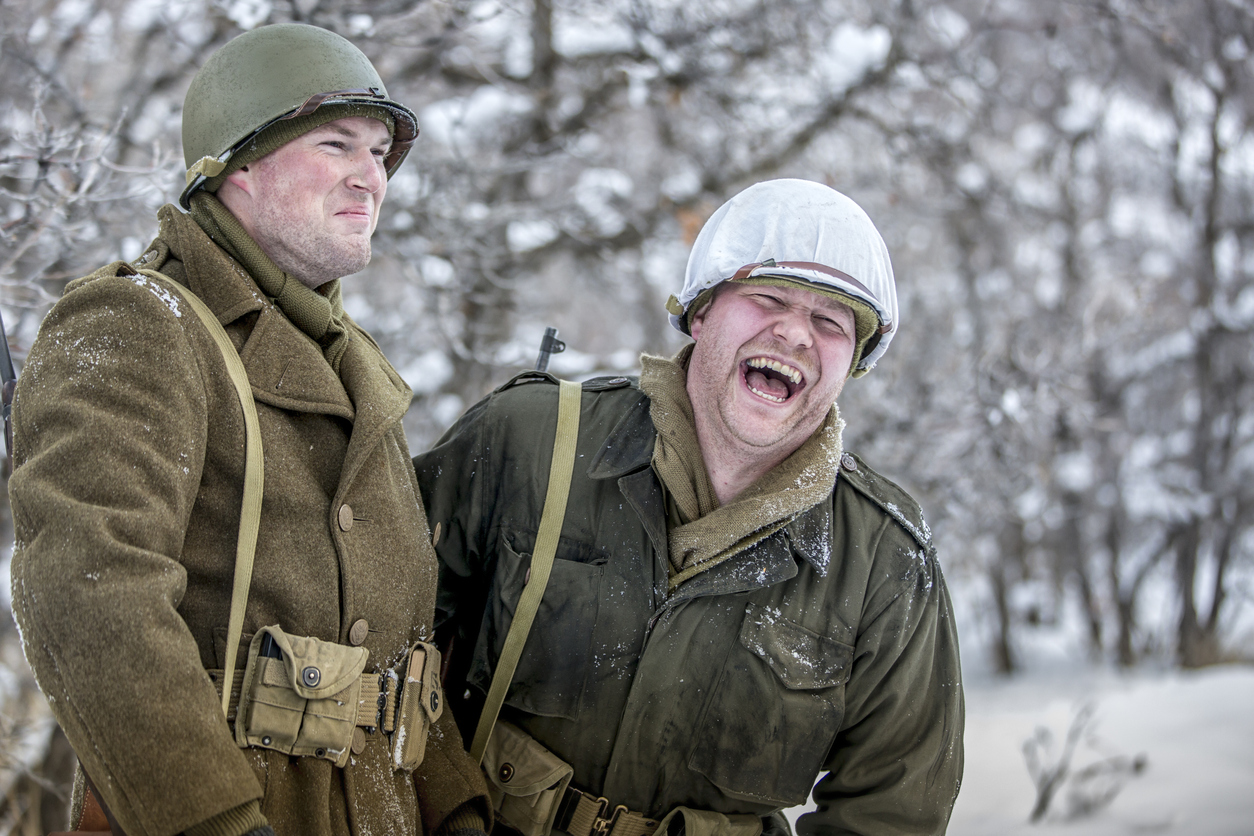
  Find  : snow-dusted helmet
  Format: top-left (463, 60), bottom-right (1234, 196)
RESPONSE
top-left (179, 23), bottom-right (419, 210)
top-left (667, 179), bottom-right (898, 377)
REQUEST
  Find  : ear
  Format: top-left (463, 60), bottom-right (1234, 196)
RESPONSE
top-left (689, 306), bottom-right (705, 340)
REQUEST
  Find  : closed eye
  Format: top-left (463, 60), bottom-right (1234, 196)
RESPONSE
top-left (814, 312), bottom-right (853, 338)
top-left (750, 292), bottom-right (787, 308)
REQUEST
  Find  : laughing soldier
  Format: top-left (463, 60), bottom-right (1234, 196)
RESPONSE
top-left (415, 179), bottom-right (964, 836)
top-left (9, 24), bottom-right (488, 836)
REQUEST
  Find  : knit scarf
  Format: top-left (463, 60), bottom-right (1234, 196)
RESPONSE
top-left (189, 192), bottom-right (352, 372)
top-left (639, 347), bottom-right (845, 589)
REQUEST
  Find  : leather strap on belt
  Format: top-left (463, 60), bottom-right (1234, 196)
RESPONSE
top-left (557, 788), bottom-right (659, 836)
top-left (209, 668), bottom-right (401, 731)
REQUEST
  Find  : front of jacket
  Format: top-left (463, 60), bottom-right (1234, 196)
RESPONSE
top-left (414, 374), bottom-right (964, 836)
top-left (9, 205), bottom-right (486, 836)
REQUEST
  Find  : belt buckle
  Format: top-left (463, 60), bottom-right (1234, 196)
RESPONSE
top-left (592, 802), bottom-right (629, 836)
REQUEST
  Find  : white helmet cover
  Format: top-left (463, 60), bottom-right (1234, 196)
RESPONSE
top-left (672, 179), bottom-right (898, 375)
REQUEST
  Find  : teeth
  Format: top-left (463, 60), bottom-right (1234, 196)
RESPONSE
top-left (746, 357), bottom-right (802, 385)
top-left (747, 384), bottom-right (786, 403)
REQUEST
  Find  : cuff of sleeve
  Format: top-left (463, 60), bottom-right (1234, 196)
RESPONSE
top-left (434, 801), bottom-right (488, 836)
top-left (183, 800), bottom-right (270, 836)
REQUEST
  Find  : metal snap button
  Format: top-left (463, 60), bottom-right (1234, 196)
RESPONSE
top-left (430, 691), bottom-right (440, 712)
top-left (261, 736), bottom-right (272, 746)
top-left (499, 762), bottom-right (514, 782)
top-left (315, 747), bottom-right (327, 759)
top-left (302, 666), bottom-right (321, 687)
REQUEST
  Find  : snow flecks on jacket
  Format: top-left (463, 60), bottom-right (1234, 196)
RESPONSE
top-left (883, 500), bottom-right (933, 549)
top-left (126, 273), bottom-right (185, 318)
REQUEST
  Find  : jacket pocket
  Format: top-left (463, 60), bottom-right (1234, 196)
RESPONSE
top-left (689, 602), bottom-right (854, 806)
top-left (470, 534), bottom-right (602, 719)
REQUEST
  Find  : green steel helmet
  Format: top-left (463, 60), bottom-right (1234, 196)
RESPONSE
top-left (179, 23), bottom-right (419, 209)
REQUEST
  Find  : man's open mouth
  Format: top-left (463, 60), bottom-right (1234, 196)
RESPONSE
top-left (743, 357), bottom-right (805, 403)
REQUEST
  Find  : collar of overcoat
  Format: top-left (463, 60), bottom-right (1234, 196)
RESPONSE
top-left (585, 386), bottom-right (836, 600)
top-left (148, 204), bottom-right (413, 489)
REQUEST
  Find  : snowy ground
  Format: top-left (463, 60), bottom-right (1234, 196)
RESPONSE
top-left (787, 662), bottom-right (1254, 835)
top-left (950, 663), bottom-right (1254, 835)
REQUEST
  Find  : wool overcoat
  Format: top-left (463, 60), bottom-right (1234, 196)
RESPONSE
top-left (414, 374), bottom-right (964, 836)
top-left (9, 205), bottom-right (487, 836)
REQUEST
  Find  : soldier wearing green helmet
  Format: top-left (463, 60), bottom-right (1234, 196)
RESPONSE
top-left (9, 23), bottom-right (489, 836)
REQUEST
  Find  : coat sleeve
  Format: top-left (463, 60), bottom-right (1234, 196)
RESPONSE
top-left (8, 275), bottom-right (262, 836)
top-left (799, 521), bottom-right (964, 836)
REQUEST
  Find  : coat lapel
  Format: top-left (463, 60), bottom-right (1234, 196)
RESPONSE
top-left (334, 323), bottom-right (413, 492)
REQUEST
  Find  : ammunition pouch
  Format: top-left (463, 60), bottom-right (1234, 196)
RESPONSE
top-left (479, 725), bottom-right (764, 836)
top-left (483, 721), bottom-right (574, 836)
top-left (230, 625), bottom-right (443, 771)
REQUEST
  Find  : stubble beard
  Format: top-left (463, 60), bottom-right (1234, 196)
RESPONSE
top-left (253, 203), bottom-right (374, 290)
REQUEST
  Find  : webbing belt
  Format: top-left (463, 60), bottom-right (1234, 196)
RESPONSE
top-left (138, 269), bottom-right (265, 719)
top-left (558, 788), bottom-right (659, 836)
top-left (469, 379), bottom-right (583, 764)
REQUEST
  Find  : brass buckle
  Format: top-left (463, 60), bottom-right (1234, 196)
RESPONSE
top-left (592, 803), bottom-right (629, 836)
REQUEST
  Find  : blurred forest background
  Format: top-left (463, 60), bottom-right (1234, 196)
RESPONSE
top-left (2, 0), bottom-right (1253, 831)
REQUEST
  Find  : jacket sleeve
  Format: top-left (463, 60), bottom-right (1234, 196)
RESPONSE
top-left (8, 275), bottom-right (262, 836)
top-left (799, 523), bottom-right (964, 836)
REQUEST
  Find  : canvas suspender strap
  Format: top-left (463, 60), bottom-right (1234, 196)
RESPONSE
top-left (470, 379), bottom-right (582, 764)
top-left (138, 270), bottom-right (265, 719)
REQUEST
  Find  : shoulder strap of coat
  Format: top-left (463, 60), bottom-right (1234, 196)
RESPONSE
top-left (470, 378), bottom-right (582, 764)
top-left (137, 269), bottom-right (265, 719)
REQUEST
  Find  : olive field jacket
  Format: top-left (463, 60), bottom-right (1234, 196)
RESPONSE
top-left (414, 373), bottom-right (964, 836)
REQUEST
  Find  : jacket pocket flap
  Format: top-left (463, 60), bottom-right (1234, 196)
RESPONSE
top-left (738, 604), bottom-right (853, 690)
top-left (483, 721), bottom-right (575, 797)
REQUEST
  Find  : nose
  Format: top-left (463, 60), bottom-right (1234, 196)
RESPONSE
top-left (771, 306), bottom-right (814, 348)
top-left (348, 151), bottom-right (386, 193)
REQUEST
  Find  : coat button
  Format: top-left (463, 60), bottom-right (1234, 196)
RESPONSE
top-left (431, 522), bottom-right (442, 547)
top-left (840, 452), bottom-right (858, 472)
top-left (302, 666), bottom-right (321, 688)
top-left (338, 504), bottom-right (355, 531)
top-left (351, 727), bottom-right (366, 755)
top-left (349, 619), bottom-right (370, 646)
